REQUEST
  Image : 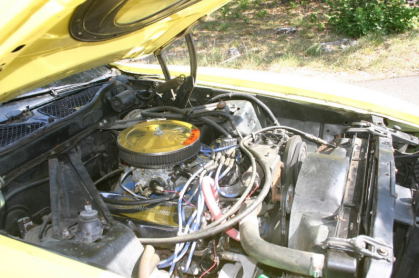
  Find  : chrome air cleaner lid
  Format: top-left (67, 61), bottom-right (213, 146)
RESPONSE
top-left (117, 119), bottom-right (201, 168)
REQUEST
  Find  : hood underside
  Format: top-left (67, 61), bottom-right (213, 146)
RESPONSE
top-left (0, 0), bottom-right (230, 102)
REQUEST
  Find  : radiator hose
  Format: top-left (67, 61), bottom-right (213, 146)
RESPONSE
top-left (239, 207), bottom-right (325, 277)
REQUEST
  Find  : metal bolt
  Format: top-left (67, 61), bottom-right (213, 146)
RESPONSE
top-left (62, 228), bottom-right (70, 238)
top-left (216, 101), bottom-right (226, 109)
top-left (377, 247), bottom-right (388, 256)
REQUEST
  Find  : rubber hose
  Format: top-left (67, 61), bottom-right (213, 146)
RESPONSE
top-left (204, 143), bottom-right (257, 230)
top-left (209, 93), bottom-right (280, 126)
top-left (144, 106), bottom-right (234, 123)
top-left (102, 195), bottom-right (175, 206)
top-left (142, 106), bottom-right (187, 114)
top-left (201, 176), bottom-right (240, 241)
top-left (106, 201), bottom-right (173, 213)
top-left (141, 107), bottom-right (232, 137)
top-left (93, 168), bottom-right (123, 186)
top-left (240, 207), bottom-right (325, 277)
top-left (4, 177), bottom-right (49, 201)
top-left (140, 111), bottom-right (183, 119)
top-left (193, 111), bottom-right (235, 122)
top-left (138, 135), bottom-right (269, 244)
top-left (200, 117), bottom-right (232, 138)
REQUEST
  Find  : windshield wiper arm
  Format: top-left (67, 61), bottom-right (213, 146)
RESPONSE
top-left (12, 69), bottom-right (118, 102)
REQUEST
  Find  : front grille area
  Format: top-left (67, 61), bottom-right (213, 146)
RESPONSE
top-left (0, 122), bottom-right (45, 148)
top-left (38, 86), bottom-right (98, 118)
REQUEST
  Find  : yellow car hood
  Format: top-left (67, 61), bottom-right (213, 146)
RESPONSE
top-left (0, 0), bottom-right (230, 102)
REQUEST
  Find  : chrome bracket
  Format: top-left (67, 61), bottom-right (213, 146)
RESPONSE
top-left (323, 235), bottom-right (394, 262)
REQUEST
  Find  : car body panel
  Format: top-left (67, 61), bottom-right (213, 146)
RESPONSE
top-left (0, 0), bottom-right (230, 102)
top-left (0, 235), bottom-right (122, 278)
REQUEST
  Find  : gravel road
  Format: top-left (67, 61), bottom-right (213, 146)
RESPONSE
top-left (353, 76), bottom-right (419, 106)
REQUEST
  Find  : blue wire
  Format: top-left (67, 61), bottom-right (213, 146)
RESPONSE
top-left (170, 189), bottom-right (204, 273)
top-left (158, 211), bottom-right (196, 268)
top-left (218, 187), bottom-right (239, 198)
top-left (161, 188), bottom-right (205, 272)
top-left (171, 188), bottom-right (193, 271)
top-left (158, 242), bottom-right (192, 268)
top-left (159, 181), bottom-right (201, 271)
top-left (213, 145), bottom-right (238, 152)
top-left (200, 144), bottom-right (238, 154)
top-left (161, 147), bottom-right (240, 271)
top-left (185, 191), bottom-right (205, 270)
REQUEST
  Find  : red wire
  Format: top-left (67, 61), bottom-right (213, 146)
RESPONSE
top-left (181, 197), bottom-right (196, 208)
top-left (163, 190), bottom-right (196, 207)
top-left (199, 244), bottom-right (218, 278)
top-left (246, 183), bottom-right (259, 199)
top-left (198, 260), bottom-right (217, 278)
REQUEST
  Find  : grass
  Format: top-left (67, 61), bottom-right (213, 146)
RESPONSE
top-left (140, 0), bottom-right (419, 80)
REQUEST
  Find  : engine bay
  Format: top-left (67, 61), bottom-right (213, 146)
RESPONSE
top-left (0, 67), bottom-right (418, 278)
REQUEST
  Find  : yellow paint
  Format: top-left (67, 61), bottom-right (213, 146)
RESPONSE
top-left (0, 235), bottom-right (123, 278)
top-left (114, 63), bottom-right (419, 129)
top-left (115, 0), bottom-right (180, 24)
top-left (0, 0), bottom-right (231, 102)
top-left (118, 119), bottom-right (198, 153)
top-left (122, 205), bottom-right (178, 226)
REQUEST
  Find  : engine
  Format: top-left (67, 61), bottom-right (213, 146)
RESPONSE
top-left (3, 78), bottom-right (415, 278)
top-left (103, 101), bottom-right (267, 244)
top-left (109, 119), bottom-right (208, 238)
top-left (14, 97), bottom-right (364, 277)
top-left (84, 99), bottom-right (356, 277)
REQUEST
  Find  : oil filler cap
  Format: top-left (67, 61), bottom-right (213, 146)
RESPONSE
top-left (117, 119), bottom-right (201, 168)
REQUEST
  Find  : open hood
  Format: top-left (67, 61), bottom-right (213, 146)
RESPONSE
top-left (0, 0), bottom-right (230, 102)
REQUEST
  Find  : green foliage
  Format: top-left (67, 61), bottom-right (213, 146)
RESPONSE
top-left (289, 1), bottom-right (300, 9)
top-left (306, 43), bottom-right (323, 56)
top-left (238, 0), bottom-right (250, 9)
top-left (218, 22), bottom-right (231, 31)
top-left (219, 0), bottom-right (265, 21)
top-left (327, 0), bottom-right (418, 38)
top-left (256, 9), bottom-right (268, 18)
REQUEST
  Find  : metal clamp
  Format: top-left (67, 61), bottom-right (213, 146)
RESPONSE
top-left (347, 121), bottom-right (419, 145)
top-left (323, 235), bottom-right (394, 262)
